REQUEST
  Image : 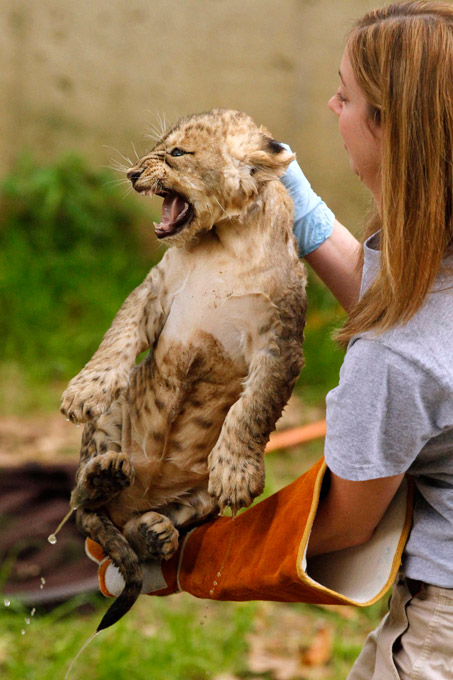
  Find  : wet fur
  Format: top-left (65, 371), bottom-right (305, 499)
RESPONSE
top-left (61, 109), bottom-right (307, 629)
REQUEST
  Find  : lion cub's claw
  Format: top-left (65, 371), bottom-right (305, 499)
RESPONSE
top-left (61, 369), bottom-right (129, 423)
top-left (208, 447), bottom-right (265, 516)
top-left (71, 451), bottom-right (133, 509)
top-left (124, 512), bottom-right (179, 561)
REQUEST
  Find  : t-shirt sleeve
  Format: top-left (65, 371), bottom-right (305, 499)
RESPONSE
top-left (324, 338), bottom-right (453, 481)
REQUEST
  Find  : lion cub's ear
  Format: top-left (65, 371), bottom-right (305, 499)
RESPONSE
top-left (247, 133), bottom-right (296, 182)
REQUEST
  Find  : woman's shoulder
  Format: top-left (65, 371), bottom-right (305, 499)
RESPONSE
top-left (351, 278), bottom-right (453, 394)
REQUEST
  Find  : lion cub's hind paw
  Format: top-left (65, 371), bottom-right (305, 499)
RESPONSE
top-left (72, 451), bottom-right (133, 509)
top-left (124, 512), bottom-right (179, 561)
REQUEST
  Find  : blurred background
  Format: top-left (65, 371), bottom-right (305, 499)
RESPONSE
top-left (0, 1), bottom-right (386, 679)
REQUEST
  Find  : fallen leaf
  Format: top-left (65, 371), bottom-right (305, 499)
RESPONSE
top-left (247, 606), bottom-right (323, 680)
top-left (247, 634), bottom-right (301, 680)
top-left (300, 626), bottom-right (332, 667)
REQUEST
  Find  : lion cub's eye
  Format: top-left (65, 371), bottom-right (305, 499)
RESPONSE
top-left (170, 148), bottom-right (187, 157)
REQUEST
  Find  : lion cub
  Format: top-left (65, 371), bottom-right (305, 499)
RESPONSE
top-left (61, 109), bottom-right (307, 629)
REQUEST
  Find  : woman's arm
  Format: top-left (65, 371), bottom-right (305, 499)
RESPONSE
top-left (306, 469), bottom-right (405, 558)
top-left (280, 155), bottom-right (363, 311)
top-left (305, 219), bottom-right (362, 312)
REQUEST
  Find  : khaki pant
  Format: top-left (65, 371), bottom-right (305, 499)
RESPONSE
top-left (348, 574), bottom-right (453, 680)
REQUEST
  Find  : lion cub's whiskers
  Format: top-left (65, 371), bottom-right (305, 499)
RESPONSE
top-left (213, 196), bottom-right (227, 214)
top-left (131, 140), bottom-right (139, 161)
top-left (102, 145), bottom-right (134, 170)
top-left (103, 177), bottom-right (131, 189)
top-left (145, 110), bottom-right (169, 142)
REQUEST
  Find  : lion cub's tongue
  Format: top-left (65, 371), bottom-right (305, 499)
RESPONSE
top-left (160, 194), bottom-right (189, 231)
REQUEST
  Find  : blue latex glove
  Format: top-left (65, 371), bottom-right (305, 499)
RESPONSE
top-left (281, 144), bottom-right (335, 257)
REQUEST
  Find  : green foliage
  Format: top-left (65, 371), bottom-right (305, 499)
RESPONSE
top-left (0, 594), bottom-right (257, 680)
top-left (0, 154), bottom-right (156, 383)
top-left (295, 269), bottom-right (346, 404)
top-left (0, 589), bottom-right (383, 679)
top-left (0, 153), bottom-right (343, 409)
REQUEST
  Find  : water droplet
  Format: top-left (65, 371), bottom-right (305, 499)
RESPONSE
top-left (41, 577), bottom-right (46, 585)
top-left (4, 599), bottom-right (10, 607)
top-left (24, 618), bottom-right (31, 625)
top-left (213, 581), bottom-right (218, 586)
top-left (21, 629), bottom-right (26, 635)
top-left (49, 505), bottom-right (75, 543)
top-left (209, 589), bottom-right (214, 596)
top-left (31, 608), bottom-right (36, 617)
top-left (217, 571), bottom-right (222, 578)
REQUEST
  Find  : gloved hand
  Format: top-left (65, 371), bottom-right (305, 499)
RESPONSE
top-left (281, 144), bottom-right (335, 257)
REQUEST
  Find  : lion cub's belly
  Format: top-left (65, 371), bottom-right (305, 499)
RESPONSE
top-left (106, 329), bottom-right (246, 528)
top-left (105, 266), bottom-right (278, 528)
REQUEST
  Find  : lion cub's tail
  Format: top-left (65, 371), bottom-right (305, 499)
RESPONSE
top-left (76, 508), bottom-right (143, 631)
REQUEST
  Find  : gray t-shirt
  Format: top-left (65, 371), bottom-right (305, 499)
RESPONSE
top-left (324, 232), bottom-right (453, 587)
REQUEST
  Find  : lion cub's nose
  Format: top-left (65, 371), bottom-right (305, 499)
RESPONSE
top-left (127, 167), bottom-right (144, 186)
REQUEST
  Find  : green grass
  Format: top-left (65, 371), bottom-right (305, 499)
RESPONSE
top-left (1, 443), bottom-right (386, 680)
top-left (1, 594), bottom-right (256, 680)
top-left (296, 269), bottom-right (346, 405)
top-left (0, 153), bottom-right (344, 414)
top-left (1, 586), bottom-right (385, 680)
top-left (0, 153), bottom-right (156, 387)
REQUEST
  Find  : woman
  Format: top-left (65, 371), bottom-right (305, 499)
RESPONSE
top-left (91, 2), bottom-right (453, 677)
top-left (284, 2), bottom-right (453, 676)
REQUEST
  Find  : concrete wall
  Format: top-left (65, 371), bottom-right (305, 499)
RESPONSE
top-left (0, 0), bottom-right (379, 230)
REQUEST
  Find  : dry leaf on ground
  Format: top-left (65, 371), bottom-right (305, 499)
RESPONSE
top-left (247, 605), bottom-right (333, 680)
top-left (300, 626), bottom-right (332, 666)
top-left (247, 634), bottom-right (301, 680)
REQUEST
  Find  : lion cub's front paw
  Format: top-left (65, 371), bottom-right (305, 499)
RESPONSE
top-left (208, 443), bottom-right (265, 515)
top-left (61, 368), bottom-right (129, 423)
top-left (71, 451), bottom-right (134, 509)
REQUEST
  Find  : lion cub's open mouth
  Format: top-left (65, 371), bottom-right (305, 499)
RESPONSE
top-left (153, 189), bottom-right (194, 239)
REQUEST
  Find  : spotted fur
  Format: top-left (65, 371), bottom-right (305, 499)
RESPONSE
top-left (61, 109), bottom-right (307, 629)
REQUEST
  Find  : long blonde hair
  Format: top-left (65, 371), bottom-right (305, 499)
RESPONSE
top-left (336, 0), bottom-right (453, 346)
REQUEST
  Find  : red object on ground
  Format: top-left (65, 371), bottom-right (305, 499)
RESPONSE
top-left (266, 420), bottom-right (326, 453)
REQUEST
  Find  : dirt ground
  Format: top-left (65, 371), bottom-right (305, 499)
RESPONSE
top-left (0, 414), bottom-right (80, 467)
